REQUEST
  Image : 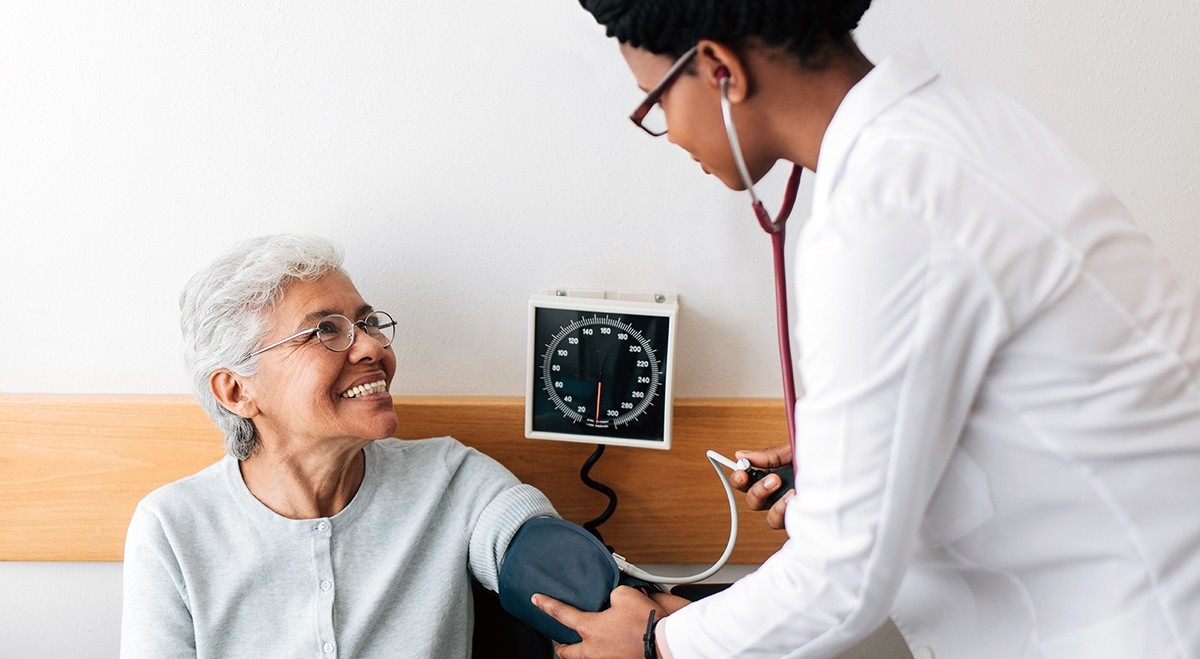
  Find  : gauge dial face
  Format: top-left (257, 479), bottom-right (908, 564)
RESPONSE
top-left (531, 306), bottom-right (671, 443)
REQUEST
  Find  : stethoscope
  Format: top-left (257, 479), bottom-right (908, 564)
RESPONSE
top-left (717, 66), bottom-right (803, 462)
top-left (617, 66), bottom-right (804, 587)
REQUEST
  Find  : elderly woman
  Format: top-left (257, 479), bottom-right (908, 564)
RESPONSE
top-left (120, 234), bottom-right (557, 657)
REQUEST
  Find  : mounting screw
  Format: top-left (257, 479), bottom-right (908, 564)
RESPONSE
top-left (654, 293), bottom-right (666, 303)
top-left (555, 289), bottom-right (567, 296)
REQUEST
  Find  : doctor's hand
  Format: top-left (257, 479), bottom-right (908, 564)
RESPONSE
top-left (731, 444), bottom-right (795, 530)
top-left (532, 585), bottom-right (683, 659)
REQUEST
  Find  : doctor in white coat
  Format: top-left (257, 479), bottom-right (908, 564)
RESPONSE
top-left (533, 1), bottom-right (1200, 658)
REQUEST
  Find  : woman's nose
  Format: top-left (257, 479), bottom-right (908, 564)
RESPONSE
top-left (347, 328), bottom-right (387, 362)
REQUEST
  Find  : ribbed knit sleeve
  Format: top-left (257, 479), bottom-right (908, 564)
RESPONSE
top-left (468, 483), bottom-right (558, 592)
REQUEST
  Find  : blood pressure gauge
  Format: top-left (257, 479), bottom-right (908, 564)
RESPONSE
top-left (526, 291), bottom-right (677, 450)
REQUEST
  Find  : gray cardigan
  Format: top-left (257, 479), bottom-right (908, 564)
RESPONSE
top-left (120, 437), bottom-right (557, 658)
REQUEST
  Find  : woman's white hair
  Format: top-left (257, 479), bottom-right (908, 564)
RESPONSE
top-left (180, 234), bottom-right (346, 459)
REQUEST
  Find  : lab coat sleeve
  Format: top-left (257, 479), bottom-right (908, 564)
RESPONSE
top-left (120, 502), bottom-right (197, 658)
top-left (660, 188), bottom-right (1009, 658)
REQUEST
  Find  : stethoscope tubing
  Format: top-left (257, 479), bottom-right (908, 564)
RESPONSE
top-left (719, 73), bottom-right (802, 457)
top-left (720, 76), bottom-right (764, 208)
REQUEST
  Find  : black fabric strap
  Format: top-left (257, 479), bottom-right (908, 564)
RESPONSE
top-left (643, 610), bottom-right (658, 659)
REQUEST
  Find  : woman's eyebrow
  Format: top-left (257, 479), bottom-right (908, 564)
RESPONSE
top-left (298, 304), bottom-right (375, 326)
top-left (299, 309), bottom-right (338, 326)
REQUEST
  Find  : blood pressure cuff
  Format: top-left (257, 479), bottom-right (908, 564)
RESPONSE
top-left (497, 517), bottom-right (619, 644)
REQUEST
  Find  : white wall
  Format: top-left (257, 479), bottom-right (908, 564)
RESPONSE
top-left (2, 0), bottom-right (1198, 656)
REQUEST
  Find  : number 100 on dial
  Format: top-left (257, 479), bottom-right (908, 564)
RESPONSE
top-left (525, 293), bottom-right (677, 449)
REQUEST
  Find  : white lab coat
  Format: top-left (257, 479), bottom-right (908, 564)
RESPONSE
top-left (660, 47), bottom-right (1200, 658)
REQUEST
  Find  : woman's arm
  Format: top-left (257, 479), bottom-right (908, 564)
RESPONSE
top-left (120, 503), bottom-right (197, 658)
top-left (460, 452), bottom-right (560, 592)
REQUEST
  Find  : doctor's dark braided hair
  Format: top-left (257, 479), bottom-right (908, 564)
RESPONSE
top-left (578, 0), bottom-right (872, 64)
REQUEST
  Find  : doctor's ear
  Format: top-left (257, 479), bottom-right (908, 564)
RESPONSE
top-left (210, 369), bottom-right (259, 419)
top-left (696, 40), bottom-right (751, 103)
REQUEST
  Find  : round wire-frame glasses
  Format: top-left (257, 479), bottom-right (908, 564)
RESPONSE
top-left (248, 310), bottom-right (397, 359)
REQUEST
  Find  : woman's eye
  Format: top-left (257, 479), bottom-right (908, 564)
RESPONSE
top-left (316, 321), bottom-right (340, 337)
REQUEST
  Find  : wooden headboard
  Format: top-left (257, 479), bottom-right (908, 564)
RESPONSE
top-left (0, 395), bottom-right (788, 564)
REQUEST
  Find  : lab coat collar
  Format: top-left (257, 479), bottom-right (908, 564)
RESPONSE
top-left (812, 44), bottom-right (939, 214)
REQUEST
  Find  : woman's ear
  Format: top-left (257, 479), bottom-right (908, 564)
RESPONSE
top-left (210, 369), bottom-right (259, 419)
top-left (696, 39), bottom-right (751, 103)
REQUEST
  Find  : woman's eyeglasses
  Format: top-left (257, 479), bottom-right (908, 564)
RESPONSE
top-left (248, 311), bottom-right (397, 358)
top-left (629, 46), bottom-right (698, 137)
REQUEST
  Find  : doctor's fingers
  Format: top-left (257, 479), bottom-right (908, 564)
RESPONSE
top-left (735, 443), bottom-right (792, 470)
top-left (546, 587), bottom-right (660, 659)
top-left (531, 593), bottom-right (587, 632)
top-left (764, 489), bottom-right (795, 530)
top-left (741, 471), bottom-right (791, 511)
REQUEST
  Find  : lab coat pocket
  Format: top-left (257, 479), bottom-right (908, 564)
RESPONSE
top-left (921, 449), bottom-right (994, 546)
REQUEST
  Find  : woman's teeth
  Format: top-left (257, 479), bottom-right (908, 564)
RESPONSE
top-left (340, 380), bottom-right (388, 399)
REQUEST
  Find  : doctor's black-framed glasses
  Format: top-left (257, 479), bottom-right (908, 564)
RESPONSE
top-left (629, 45), bottom-right (699, 137)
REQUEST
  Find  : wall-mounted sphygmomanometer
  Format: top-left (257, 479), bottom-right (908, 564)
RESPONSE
top-left (525, 290), bottom-right (677, 449)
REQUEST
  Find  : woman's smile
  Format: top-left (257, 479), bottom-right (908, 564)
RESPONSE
top-left (339, 376), bottom-right (390, 400)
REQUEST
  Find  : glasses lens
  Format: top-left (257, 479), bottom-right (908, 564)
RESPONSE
top-left (315, 315), bottom-right (354, 352)
top-left (362, 311), bottom-right (396, 348)
top-left (640, 104), bottom-right (668, 136)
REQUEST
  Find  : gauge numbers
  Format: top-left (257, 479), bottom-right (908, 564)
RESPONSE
top-left (526, 294), bottom-right (676, 449)
top-left (543, 315), bottom-right (659, 427)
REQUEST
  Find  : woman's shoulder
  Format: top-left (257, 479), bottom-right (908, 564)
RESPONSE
top-left (371, 436), bottom-right (466, 456)
top-left (135, 457), bottom-right (229, 517)
top-left (368, 437), bottom-right (511, 481)
top-left (368, 436), bottom-right (468, 471)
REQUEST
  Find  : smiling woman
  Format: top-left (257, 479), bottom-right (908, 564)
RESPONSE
top-left (119, 234), bottom-right (558, 658)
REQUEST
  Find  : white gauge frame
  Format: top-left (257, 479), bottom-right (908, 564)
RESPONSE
top-left (525, 291), bottom-right (678, 450)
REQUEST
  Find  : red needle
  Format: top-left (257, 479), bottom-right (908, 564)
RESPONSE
top-left (594, 382), bottom-right (602, 424)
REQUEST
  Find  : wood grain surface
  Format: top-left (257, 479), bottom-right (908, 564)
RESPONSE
top-left (0, 395), bottom-right (790, 563)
